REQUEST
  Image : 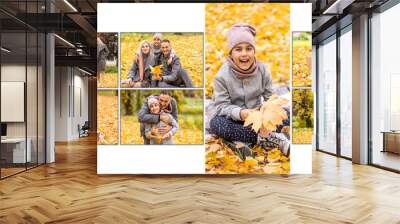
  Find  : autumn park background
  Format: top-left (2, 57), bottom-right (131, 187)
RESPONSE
top-left (120, 90), bottom-right (203, 145)
top-left (205, 3), bottom-right (291, 174)
top-left (292, 32), bottom-right (313, 144)
top-left (292, 89), bottom-right (314, 144)
top-left (97, 90), bottom-right (118, 144)
top-left (205, 3), bottom-right (290, 97)
top-left (120, 33), bottom-right (203, 87)
top-left (293, 32), bottom-right (312, 87)
top-left (97, 33), bottom-right (118, 88)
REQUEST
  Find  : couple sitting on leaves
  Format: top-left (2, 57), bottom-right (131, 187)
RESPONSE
top-left (138, 91), bottom-right (178, 145)
top-left (208, 23), bottom-right (290, 157)
top-left (127, 33), bottom-right (194, 88)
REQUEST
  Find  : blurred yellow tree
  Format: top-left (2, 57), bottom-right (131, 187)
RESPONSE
top-left (120, 33), bottom-right (203, 87)
top-left (206, 3), bottom-right (290, 97)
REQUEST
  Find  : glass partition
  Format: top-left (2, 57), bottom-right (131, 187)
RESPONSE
top-left (0, 1), bottom-right (46, 179)
top-left (1, 31), bottom-right (28, 178)
top-left (371, 4), bottom-right (400, 171)
top-left (339, 27), bottom-right (352, 158)
top-left (317, 35), bottom-right (337, 154)
top-left (27, 31), bottom-right (38, 169)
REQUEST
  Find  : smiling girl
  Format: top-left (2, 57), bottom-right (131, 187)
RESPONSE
top-left (144, 97), bottom-right (178, 145)
top-left (208, 23), bottom-right (290, 156)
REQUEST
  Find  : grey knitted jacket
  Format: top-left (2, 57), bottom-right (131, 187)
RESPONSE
top-left (208, 61), bottom-right (273, 121)
top-left (144, 113), bottom-right (178, 145)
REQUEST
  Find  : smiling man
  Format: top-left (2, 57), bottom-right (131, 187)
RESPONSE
top-left (155, 39), bottom-right (194, 88)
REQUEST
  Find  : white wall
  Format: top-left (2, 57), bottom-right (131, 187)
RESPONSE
top-left (54, 67), bottom-right (89, 141)
top-left (55, 66), bottom-right (69, 141)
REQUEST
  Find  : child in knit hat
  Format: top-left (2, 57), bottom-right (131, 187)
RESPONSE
top-left (208, 23), bottom-right (290, 156)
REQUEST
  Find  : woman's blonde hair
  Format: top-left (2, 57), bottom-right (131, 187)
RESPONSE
top-left (136, 40), bottom-right (152, 56)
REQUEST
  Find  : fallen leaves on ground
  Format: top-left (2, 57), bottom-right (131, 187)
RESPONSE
top-left (205, 137), bottom-right (290, 174)
top-left (206, 3), bottom-right (290, 97)
top-left (98, 72), bottom-right (118, 88)
top-left (244, 95), bottom-right (288, 136)
top-left (97, 93), bottom-right (118, 144)
top-left (121, 33), bottom-right (203, 87)
top-left (121, 115), bottom-right (203, 145)
top-left (293, 39), bottom-right (312, 87)
top-left (293, 128), bottom-right (313, 144)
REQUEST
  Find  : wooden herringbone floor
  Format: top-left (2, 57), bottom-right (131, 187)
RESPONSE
top-left (1, 136), bottom-right (400, 224)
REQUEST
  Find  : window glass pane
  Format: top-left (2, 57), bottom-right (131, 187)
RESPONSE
top-left (1, 31), bottom-right (27, 177)
top-left (340, 28), bottom-right (352, 158)
top-left (27, 31), bottom-right (38, 169)
top-left (318, 36), bottom-right (337, 154)
top-left (371, 4), bottom-right (400, 171)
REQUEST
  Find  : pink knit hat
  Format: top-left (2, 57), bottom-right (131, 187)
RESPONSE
top-left (153, 33), bottom-right (163, 40)
top-left (226, 23), bottom-right (256, 53)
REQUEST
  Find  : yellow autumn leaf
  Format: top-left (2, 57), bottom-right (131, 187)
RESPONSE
top-left (267, 149), bottom-right (282, 163)
top-left (280, 155), bottom-right (289, 162)
top-left (260, 95), bottom-right (288, 135)
top-left (281, 161), bottom-right (290, 170)
top-left (243, 95), bottom-right (288, 135)
top-left (208, 143), bottom-right (221, 152)
top-left (244, 157), bottom-right (258, 168)
top-left (243, 110), bottom-right (263, 132)
top-left (150, 64), bottom-right (163, 76)
top-left (222, 155), bottom-right (238, 173)
top-left (255, 156), bottom-right (265, 163)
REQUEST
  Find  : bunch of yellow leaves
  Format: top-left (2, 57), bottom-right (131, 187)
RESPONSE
top-left (243, 95), bottom-right (288, 136)
top-left (149, 127), bottom-right (163, 144)
top-left (150, 64), bottom-right (163, 81)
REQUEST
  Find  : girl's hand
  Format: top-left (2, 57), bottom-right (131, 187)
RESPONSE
top-left (240, 109), bottom-right (251, 121)
top-left (162, 132), bottom-right (171, 140)
top-left (167, 57), bottom-right (172, 65)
